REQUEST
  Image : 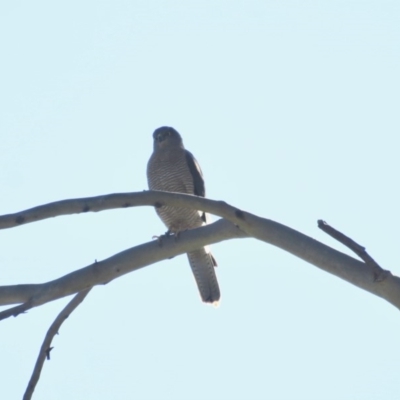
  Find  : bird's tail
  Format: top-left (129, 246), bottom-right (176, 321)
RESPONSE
top-left (187, 248), bottom-right (220, 304)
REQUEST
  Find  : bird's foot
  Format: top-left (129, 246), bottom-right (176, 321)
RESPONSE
top-left (172, 229), bottom-right (189, 241)
top-left (152, 230), bottom-right (175, 247)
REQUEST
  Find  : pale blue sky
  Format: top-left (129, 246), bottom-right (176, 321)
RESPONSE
top-left (1, 1), bottom-right (400, 399)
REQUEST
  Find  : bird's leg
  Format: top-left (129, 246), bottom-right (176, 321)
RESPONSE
top-left (173, 229), bottom-right (190, 241)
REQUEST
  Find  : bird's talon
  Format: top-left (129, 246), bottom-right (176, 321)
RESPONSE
top-left (152, 235), bottom-right (164, 246)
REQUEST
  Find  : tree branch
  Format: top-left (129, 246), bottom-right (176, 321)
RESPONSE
top-left (0, 219), bottom-right (245, 315)
top-left (318, 220), bottom-right (390, 282)
top-left (0, 191), bottom-right (246, 231)
top-left (23, 288), bottom-right (91, 400)
top-left (0, 298), bottom-right (34, 320)
top-left (1, 191), bottom-right (400, 312)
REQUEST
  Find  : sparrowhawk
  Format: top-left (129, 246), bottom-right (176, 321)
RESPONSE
top-left (147, 126), bottom-right (220, 304)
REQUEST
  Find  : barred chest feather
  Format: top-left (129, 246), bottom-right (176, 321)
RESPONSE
top-left (147, 147), bottom-right (203, 232)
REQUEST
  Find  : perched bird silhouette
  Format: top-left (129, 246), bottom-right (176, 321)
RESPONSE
top-left (147, 126), bottom-right (220, 304)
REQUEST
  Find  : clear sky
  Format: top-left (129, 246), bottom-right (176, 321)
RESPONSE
top-left (1, 1), bottom-right (399, 399)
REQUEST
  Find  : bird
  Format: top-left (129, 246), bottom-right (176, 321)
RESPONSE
top-left (147, 126), bottom-right (220, 304)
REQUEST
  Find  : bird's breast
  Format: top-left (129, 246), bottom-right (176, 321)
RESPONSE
top-left (147, 148), bottom-right (202, 232)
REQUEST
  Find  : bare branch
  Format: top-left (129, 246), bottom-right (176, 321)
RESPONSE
top-left (0, 191), bottom-right (210, 229)
top-left (318, 220), bottom-right (390, 282)
top-left (23, 289), bottom-right (91, 400)
top-left (0, 191), bottom-right (241, 230)
top-left (0, 219), bottom-right (245, 313)
top-left (0, 299), bottom-right (34, 320)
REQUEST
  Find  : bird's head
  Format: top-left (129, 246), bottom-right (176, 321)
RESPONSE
top-left (152, 126), bottom-right (183, 150)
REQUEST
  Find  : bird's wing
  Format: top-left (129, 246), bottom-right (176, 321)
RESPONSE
top-left (185, 150), bottom-right (205, 197)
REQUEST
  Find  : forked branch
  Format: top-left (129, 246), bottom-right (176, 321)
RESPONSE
top-left (318, 220), bottom-right (389, 282)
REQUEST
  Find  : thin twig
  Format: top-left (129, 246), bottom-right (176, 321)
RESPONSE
top-left (317, 220), bottom-right (389, 282)
top-left (0, 299), bottom-right (34, 321)
top-left (23, 288), bottom-right (91, 400)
